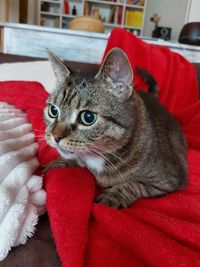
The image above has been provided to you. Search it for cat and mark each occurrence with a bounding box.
[43,48,187,209]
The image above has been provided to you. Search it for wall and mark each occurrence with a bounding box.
[187,0,200,22]
[143,0,190,41]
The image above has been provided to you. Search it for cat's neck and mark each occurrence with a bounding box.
[82,156,105,174]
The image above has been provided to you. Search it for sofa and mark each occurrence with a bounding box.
[0,49,200,266]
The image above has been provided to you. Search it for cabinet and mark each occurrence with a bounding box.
[38,0,147,35]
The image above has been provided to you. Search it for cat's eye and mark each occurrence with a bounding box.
[48,104,59,118]
[79,111,97,126]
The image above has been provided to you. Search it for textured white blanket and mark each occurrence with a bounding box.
[0,102,46,261]
[0,61,55,93]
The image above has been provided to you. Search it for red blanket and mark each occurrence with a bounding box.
[0,29,200,267]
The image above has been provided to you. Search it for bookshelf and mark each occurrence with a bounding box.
[38,0,147,35]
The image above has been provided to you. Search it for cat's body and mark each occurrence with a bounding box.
[44,48,187,208]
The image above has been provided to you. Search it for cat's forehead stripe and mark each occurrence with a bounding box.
[61,87,76,105]
[67,91,77,105]
[53,90,62,105]
[76,98,81,110]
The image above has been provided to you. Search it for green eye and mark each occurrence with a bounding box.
[48,104,59,118]
[79,111,97,126]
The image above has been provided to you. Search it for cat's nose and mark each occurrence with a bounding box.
[54,135,63,143]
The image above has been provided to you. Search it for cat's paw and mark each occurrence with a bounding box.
[42,158,71,173]
[96,193,128,209]
[41,162,56,173]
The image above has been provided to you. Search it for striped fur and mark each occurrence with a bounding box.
[44,48,187,209]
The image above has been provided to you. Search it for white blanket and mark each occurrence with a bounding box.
[0,61,55,93]
[0,102,46,261]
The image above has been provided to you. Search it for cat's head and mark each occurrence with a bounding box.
[44,48,136,160]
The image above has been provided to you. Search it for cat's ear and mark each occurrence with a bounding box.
[97,48,133,98]
[46,49,70,84]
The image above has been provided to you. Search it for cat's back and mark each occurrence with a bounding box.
[137,90,182,134]
[137,90,187,189]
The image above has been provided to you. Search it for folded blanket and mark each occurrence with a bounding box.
[0,29,200,267]
[0,102,46,261]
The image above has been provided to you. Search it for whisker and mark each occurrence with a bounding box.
[89,147,124,181]
[92,143,131,168]
[82,149,110,177]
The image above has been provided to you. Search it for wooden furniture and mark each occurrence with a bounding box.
[37,0,148,35]
[19,0,28,23]
[0,22,107,64]
[1,23,200,64]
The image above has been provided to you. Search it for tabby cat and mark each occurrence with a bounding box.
[44,48,187,208]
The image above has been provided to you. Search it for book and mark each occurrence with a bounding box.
[126,0,145,6]
[91,6,102,19]
[64,0,69,14]
[117,6,123,24]
[109,6,116,23]
[125,10,143,28]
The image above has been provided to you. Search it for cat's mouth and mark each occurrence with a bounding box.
[58,147,74,154]
[57,146,77,159]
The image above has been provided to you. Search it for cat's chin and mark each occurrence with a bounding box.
[57,147,77,160]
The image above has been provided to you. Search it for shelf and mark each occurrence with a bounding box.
[62,14,76,18]
[41,11,60,16]
[125,4,143,9]
[85,0,123,7]
[38,0,147,35]
[104,22,121,27]
[123,25,141,30]
[42,0,61,3]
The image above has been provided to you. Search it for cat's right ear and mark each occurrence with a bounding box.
[46,49,70,84]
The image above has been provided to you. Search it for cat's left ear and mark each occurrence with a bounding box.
[47,49,70,84]
[96,48,133,99]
